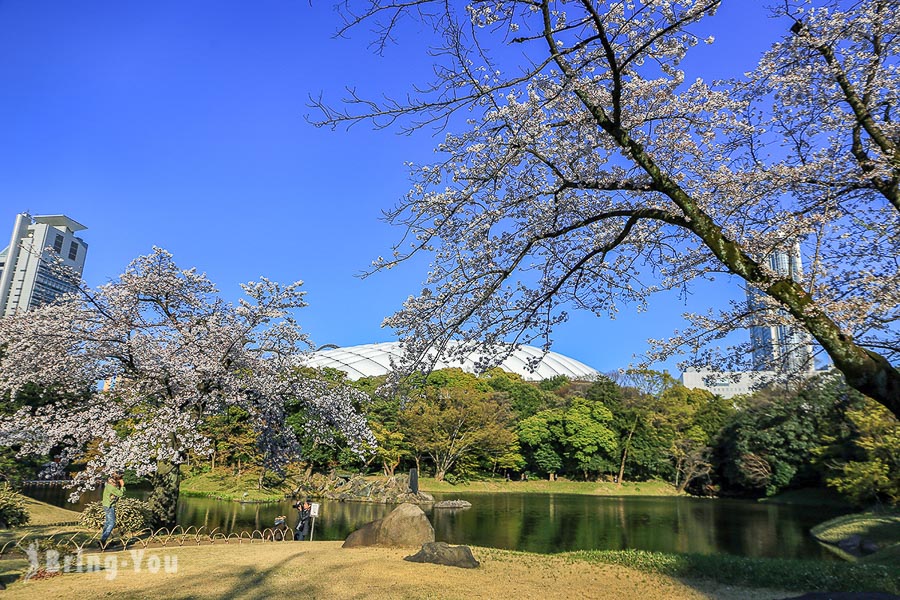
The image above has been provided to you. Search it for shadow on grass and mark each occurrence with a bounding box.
[216,552,305,600]
[566,549,900,596]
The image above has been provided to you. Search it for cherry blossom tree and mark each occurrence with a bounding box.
[314,0,900,417]
[0,248,373,527]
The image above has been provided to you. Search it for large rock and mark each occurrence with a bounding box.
[404,542,480,569]
[342,503,435,548]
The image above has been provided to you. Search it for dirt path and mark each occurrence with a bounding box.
[1,541,790,599]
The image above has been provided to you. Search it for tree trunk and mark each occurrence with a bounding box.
[617,418,638,486]
[569,76,900,420]
[147,460,182,529]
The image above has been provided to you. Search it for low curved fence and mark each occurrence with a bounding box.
[0,524,302,562]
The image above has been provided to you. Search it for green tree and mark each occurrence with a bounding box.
[562,397,618,480]
[401,370,517,481]
[202,406,258,475]
[714,375,861,497]
[370,421,409,477]
[826,400,900,506]
[518,408,565,479]
[482,369,556,419]
[654,385,719,491]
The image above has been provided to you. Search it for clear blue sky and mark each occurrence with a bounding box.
[0,1,787,375]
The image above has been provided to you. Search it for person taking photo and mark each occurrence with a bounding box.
[99,471,125,548]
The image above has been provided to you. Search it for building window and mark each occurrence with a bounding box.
[53,234,64,253]
[68,241,79,261]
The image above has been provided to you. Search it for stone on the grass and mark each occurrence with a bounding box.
[342,503,434,548]
[404,542,480,569]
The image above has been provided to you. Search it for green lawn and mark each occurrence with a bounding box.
[179,470,682,502]
[810,512,900,566]
[417,476,681,496]
[179,470,291,503]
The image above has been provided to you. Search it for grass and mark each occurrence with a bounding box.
[0,541,794,600]
[3,542,898,598]
[0,498,89,549]
[19,497,82,526]
[417,476,681,496]
[567,548,900,595]
[810,511,900,566]
[1,498,92,587]
[179,470,290,503]
[180,470,682,502]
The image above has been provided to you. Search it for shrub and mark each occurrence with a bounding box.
[22,538,79,580]
[79,497,152,534]
[0,483,30,528]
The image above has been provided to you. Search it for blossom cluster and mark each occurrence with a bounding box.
[0,248,374,494]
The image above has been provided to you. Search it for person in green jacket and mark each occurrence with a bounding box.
[99,472,125,548]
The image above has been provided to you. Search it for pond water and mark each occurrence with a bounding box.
[24,484,845,560]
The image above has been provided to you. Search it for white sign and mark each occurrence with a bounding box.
[309,502,320,517]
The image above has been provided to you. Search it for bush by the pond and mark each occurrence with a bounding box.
[0,483,30,528]
[567,549,900,595]
[79,498,152,534]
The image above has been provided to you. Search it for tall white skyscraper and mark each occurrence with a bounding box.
[0,213,88,317]
[747,243,815,372]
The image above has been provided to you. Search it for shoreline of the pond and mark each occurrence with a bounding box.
[20,482,856,561]
[178,474,688,504]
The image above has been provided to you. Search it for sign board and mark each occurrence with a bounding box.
[310,502,320,518]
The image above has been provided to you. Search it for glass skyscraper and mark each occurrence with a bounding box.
[747,243,815,372]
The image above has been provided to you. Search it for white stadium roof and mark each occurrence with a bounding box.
[301,341,599,381]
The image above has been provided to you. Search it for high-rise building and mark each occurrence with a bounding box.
[0,212,88,317]
[747,243,815,372]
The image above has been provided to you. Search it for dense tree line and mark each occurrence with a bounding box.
[4,356,897,508]
[280,367,898,506]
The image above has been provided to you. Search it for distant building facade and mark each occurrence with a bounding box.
[682,245,819,398]
[0,213,88,316]
[747,243,815,372]
[681,368,775,399]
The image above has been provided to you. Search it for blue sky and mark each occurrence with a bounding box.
[0,1,788,375]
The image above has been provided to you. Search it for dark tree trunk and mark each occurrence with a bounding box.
[147,461,181,529]
[618,417,638,486]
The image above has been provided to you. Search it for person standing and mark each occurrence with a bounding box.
[99,471,125,548]
[294,499,312,541]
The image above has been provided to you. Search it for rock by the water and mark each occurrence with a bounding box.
[295,473,434,505]
[860,539,881,554]
[342,503,435,548]
[837,534,863,553]
[404,542,480,569]
[433,500,472,509]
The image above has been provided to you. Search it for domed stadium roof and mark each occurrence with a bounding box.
[301,341,599,381]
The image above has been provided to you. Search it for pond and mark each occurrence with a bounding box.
[24,484,845,560]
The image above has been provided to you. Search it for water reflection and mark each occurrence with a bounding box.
[24,485,845,560]
[427,493,844,560]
